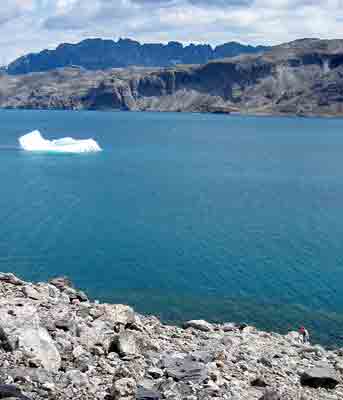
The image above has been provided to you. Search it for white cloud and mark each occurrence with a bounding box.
[0,0,342,64]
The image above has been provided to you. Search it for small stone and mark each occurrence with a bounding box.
[42,382,55,391]
[72,345,86,359]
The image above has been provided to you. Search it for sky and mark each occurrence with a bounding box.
[0,0,342,65]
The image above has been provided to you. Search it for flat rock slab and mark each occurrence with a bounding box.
[166,358,208,383]
[300,366,340,389]
[136,387,161,400]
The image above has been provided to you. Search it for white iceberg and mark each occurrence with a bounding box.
[19,130,102,153]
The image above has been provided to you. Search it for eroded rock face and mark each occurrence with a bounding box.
[0,272,343,400]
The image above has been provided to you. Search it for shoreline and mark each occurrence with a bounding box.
[1,107,343,120]
[0,272,342,399]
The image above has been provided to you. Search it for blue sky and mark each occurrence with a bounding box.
[0,0,341,64]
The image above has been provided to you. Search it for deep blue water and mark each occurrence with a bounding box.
[1,109,343,346]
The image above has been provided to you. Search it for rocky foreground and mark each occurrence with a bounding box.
[0,273,342,400]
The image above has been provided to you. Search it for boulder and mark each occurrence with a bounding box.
[222,323,237,332]
[136,387,161,400]
[22,285,41,300]
[112,378,137,400]
[78,319,113,351]
[0,384,31,400]
[98,304,135,329]
[147,367,163,379]
[110,331,137,357]
[0,273,24,286]
[183,320,213,332]
[49,277,88,302]
[0,300,61,371]
[251,377,268,387]
[259,391,280,400]
[165,357,208,383]
[300,366,340,389]
[49,276,73,290]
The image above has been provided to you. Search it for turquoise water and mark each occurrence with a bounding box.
[1,110,343,346]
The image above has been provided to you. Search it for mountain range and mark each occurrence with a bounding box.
[6,38,268,75]
[1,38,343,116]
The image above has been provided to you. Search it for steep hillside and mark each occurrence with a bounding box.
[1,39,343,116]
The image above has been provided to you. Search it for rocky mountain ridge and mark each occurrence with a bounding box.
[7,38,268,75]
[0,272,343,400]
[1,38,343,116]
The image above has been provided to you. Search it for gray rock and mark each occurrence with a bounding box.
[259,391,280,400]
[147,367,163,379]
[0,384,30,400]
[251,377,268,387]
[49,276,73,290]
[110,331,137,357]
[183,320,213,332]
[222,323,237,332]
[98,304,135,329]
[112,378,137,400]
[136,387,161,400]
[165,358,208,383]
[64,369,89,387]
[0,273,24,286]
[300,366,340,389]
[22,285,41,300]
[0,300,61,371]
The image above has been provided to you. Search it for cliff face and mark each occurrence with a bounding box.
[1,39,343,116]
[7,38,268,75]
[0,272,343,400]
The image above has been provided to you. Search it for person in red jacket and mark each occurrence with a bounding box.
[299,326,310,343]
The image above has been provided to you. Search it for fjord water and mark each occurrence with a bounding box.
[1,110,343,345]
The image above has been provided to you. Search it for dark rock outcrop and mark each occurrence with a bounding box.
[300,366,340,389]
[0,384,31,400]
